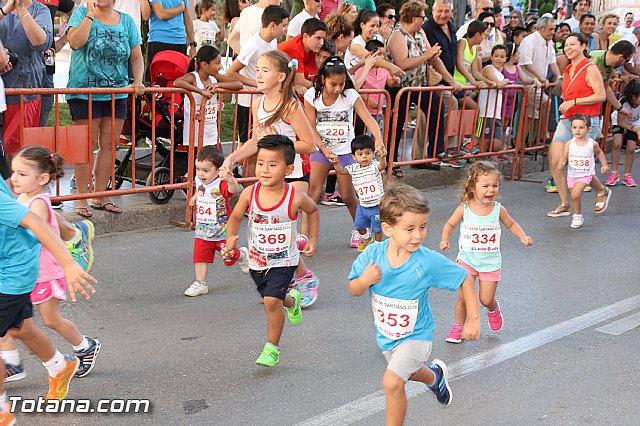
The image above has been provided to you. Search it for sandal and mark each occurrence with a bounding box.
[392,167,404,178]
[90,201,123,214]
[594,188,612,214]
[75,206,93,218]
[547,204,570,217]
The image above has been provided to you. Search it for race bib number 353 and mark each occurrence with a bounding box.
[371,293,418,340]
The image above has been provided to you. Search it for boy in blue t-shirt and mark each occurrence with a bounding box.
[0,179,96,420]
[348,183,480,424]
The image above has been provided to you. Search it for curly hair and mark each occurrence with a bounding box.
[325,13,353,41]
[460,161,502,204]
[399,1,427,24]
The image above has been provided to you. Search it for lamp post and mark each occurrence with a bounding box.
[527,0,539,17]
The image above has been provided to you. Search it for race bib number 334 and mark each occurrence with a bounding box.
[371,293,418,340]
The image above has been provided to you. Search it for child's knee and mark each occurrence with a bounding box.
[479,294,495,308]
[263,296,284,310]
[382,370,405,395]
[42,315,62,330]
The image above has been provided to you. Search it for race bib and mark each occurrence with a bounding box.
[459,222,501,252]
[196,197,217,224]
[352,172,382,203]
[203,99,219,123]
[568,153,591,174]
[371,293,419,340]
[317,121,349,148]
[252,221,293,253]
[200,29,216,46]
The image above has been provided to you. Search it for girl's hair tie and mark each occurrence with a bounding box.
[288,58,298,69]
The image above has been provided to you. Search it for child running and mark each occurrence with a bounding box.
[175,45,242,148]
[221,51,319,308]
[349,183,480,425]
[303,55,385,248]
[606,79,640,188]
[185,145,249,297]
[559,115,611,228]
[2,146,101,380]
[0,155,96,424]
[224,135,320,367]
[330,135,386,251]
[440,161,533,342]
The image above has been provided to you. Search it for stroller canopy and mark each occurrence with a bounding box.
[149,51,190,86]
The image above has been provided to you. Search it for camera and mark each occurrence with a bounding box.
[7,50,18,67]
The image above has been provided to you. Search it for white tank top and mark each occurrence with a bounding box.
[567,137,595,178]
[247,182,299,270]
[257,96,304,178]
[183,71,219,147]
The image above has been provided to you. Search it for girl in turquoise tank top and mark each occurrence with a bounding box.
[439,162,533,343]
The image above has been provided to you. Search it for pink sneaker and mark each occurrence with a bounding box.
[296,233,309,251]
[445,323,464,343]
[622,174,637,187]
[605,172,619,186]
[487,301,503,331]
[350,230,361,248]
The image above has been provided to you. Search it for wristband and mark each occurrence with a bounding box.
[615,105,622,112]
[0,8,6,16]
[85,15,94,21]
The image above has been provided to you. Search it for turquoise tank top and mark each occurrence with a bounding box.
[457,202,502,272]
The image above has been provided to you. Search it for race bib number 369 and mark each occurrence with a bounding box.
[371,293,418,340]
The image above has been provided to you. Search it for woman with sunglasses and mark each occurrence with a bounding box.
[503,8,524,42]
[375,3,396,41]
[337,1,357,24]
[477,11,504,65]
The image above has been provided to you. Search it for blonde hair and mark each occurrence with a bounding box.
[460,161,502,204]
[338,2,355,15]
[258,51,299,128]
[599,13,619,26]
[379,183,430,226]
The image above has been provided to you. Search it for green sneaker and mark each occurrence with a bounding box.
[286,289,302,325]
[65,220,95,272]
[255,343,280,367]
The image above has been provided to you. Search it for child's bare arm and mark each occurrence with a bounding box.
[189,193,197,206]
[294,192,319,256]
[500,206,533,245]
[439,205,463,250]
[219,167,239,194]
[225,187,251,252]
[594,141,610,174]
[377,156,387,171]
[329,158,349,175]
[349,261,382,296]
[20,212,96,301]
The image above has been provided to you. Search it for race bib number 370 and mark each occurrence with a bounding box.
[371,293,418,340]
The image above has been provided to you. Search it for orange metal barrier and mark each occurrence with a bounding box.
[387,85,526,183]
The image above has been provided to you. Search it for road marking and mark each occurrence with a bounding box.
[295,294,640,426]
[595,311,640,335]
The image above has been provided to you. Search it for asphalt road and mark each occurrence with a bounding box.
[6,167,640,426]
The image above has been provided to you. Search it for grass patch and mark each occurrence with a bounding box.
[47,102,73,126]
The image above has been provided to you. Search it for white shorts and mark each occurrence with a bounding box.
[382,340,432,381]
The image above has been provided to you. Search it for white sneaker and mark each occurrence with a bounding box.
[570,214,584,229]
[185,281,208,296]
[237,247,250,274]
[350,230,361,248]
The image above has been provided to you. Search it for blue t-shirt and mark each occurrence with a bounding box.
[66,8,141,101]
[0,1,53,103]
[148,0,190,44]
[349,240,467,351]
[0,180,40,295]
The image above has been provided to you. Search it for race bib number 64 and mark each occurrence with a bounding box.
[371,293,418,340]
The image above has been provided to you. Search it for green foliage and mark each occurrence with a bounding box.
[523,0,556,16]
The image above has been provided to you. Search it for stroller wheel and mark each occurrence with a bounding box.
[107,159,124,190]
[147,166,174,204]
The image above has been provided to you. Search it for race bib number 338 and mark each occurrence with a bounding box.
[371,293,418,340]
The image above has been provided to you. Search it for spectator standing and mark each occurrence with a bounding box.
[222,0,251,45]
[227,0,282,56]
[287,0,320,39]
[456,0,493,40]
[563,0,590,33]
[325,12,354,55]
[114,0,141,33]
[66,0,144,217]
[318,0,340,22]
[617,12,634,40]
[337,1,356,24]
[35,0,75,128]
[503,8,524,42]
[623,26,640,77]
[141,0,196,81]
[0,0,52,156]
[350,0,374,12]
[577,13,597,51]
[375,3,395,41]
[477,11,504,64]
[597,14,622,51]
[278,17,327,88]
[193,0,222,48]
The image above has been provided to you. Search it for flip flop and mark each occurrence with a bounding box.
[90,202,122,214]
[75,207,93,218]
[594,188,612,214]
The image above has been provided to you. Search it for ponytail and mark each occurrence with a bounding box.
[14,146,65,182]
[259,51,299,128]
[186,45,221,73]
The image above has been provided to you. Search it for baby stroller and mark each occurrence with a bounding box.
[114,50,191,204]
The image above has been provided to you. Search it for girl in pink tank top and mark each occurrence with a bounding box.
[2,146,101,378]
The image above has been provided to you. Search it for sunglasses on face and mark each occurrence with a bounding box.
[385,14,396,20]
[485,21,495,27]
[482,7,494,12]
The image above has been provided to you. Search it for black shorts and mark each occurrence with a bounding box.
[67,98,128,121]
[250,266,297,300]
[0,293,33,337]
[237,105,251,143]
[612,126,639,143]
[285,174,310,184]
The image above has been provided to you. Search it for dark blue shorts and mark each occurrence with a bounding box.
[355,204,381,233]
[250,266,297,300]
[0,292,33,338]
[68,98,128,121]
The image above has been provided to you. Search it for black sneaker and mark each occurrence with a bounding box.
[51,200,63,209]
[4,362,26,383]
[74,337,101,378]
[427,359,452,407]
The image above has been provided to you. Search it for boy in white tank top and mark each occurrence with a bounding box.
[224,135,320,367]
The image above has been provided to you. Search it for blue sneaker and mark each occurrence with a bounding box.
[66,220,95,272]
[4,362,26,383]
[69,175,77,190]
[296,270,319,308]
[545,177,558,193]
[427,359,452,407]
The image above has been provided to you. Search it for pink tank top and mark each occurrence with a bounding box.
[24,194,66,283]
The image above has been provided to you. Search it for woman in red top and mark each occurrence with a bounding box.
[547,33,607,218]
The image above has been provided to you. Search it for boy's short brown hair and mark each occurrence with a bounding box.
[379,183,430,226]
